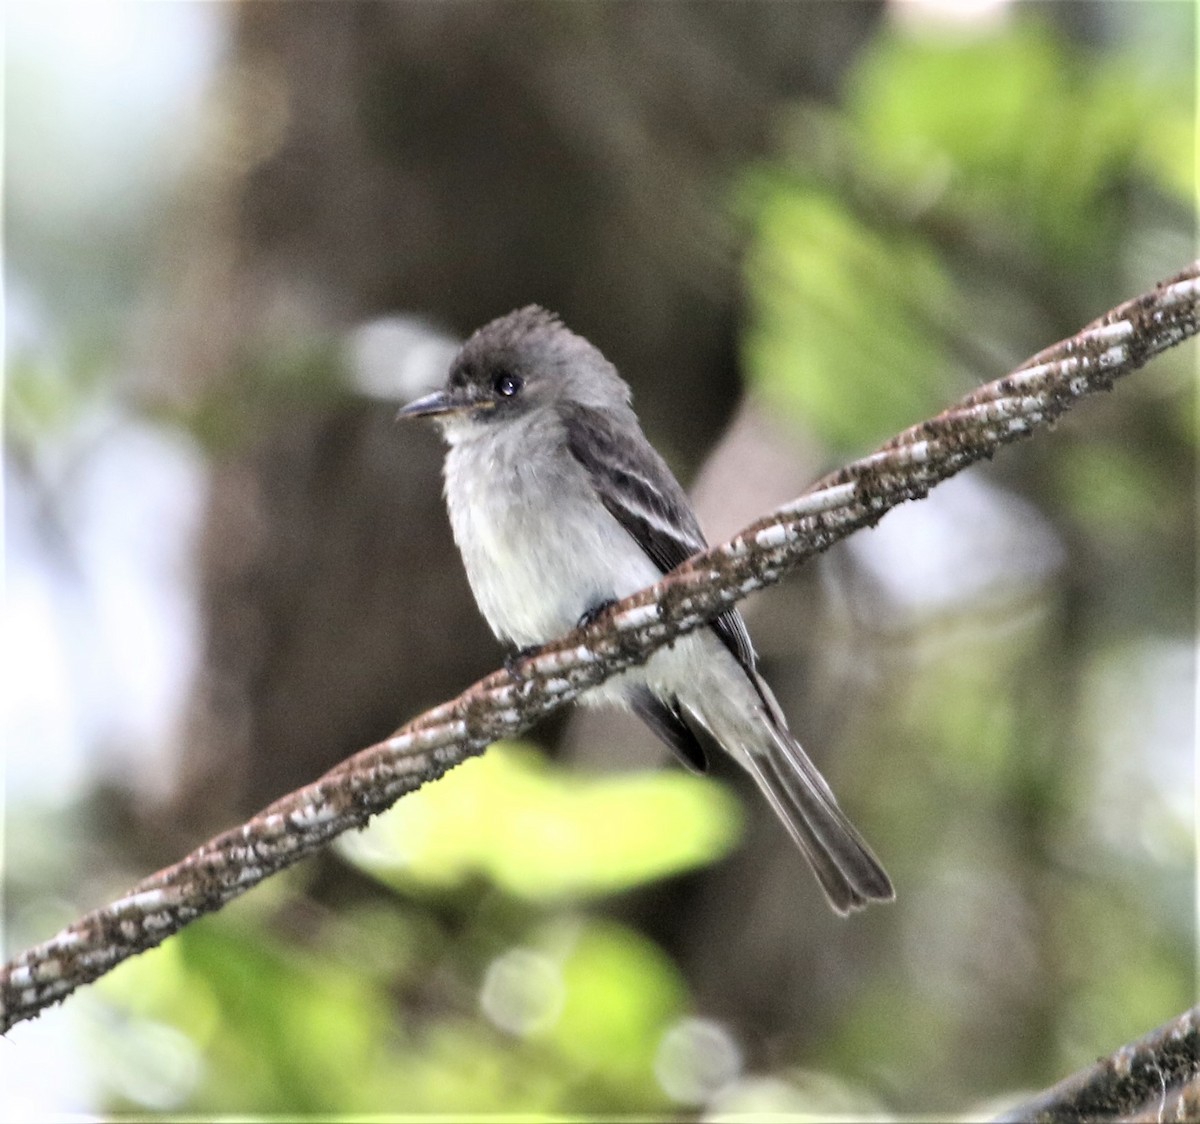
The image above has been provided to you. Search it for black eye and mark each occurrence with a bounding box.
[492,370,522,398]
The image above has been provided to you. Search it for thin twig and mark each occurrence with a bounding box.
[2,263,1196,1034]
[995,1007,1200,1123]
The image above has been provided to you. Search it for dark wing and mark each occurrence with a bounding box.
[562,402,757,675]
[629,687,709,774]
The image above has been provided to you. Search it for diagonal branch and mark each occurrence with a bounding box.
[3,263,1197,1034]
[994,1007,1200,1123]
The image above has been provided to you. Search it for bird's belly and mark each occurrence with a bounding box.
[445,451,660,647]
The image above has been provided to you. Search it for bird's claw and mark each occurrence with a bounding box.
[577,598,618,630]
[504,645,542,683]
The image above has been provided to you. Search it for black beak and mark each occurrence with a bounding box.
[395,390,457,420]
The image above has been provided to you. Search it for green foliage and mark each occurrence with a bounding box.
[93,897,692,1115]
[739,177,952,452]
[848,21,1192,261]
[6,341,115,449]
[92,743,735,1115]
[739,17,1194,453]
[338,741,742,901]
[95,904,400,1113]
[545,917,686,1089]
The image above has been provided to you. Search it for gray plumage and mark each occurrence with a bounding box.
[398,305,893,914]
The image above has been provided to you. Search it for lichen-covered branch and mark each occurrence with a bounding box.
[2,263,1196,1034]
[995,1007,1200,1123]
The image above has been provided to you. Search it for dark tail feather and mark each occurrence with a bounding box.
[748,729,894,914]
[679,662,893,914]
[736,683,893,914]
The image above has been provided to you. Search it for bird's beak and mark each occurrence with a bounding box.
[396,390,457,420]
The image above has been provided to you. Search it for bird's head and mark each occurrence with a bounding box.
[396,305,631,437]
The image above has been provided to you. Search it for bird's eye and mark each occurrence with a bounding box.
[492,371,523,398]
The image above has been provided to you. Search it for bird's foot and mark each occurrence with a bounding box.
[504,644,542,683]
[577,598,618,630]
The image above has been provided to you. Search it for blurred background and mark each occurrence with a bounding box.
[3,0,1195,1117]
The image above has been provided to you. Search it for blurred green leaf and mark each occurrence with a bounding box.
[739,176,951,452]
[96,911,404,1114]
[739,18,1193,456]
[338,742,742,901]
[708,1069,888,1122]
[847,21,1193,261]
[6,343,113,447]
[380,1017,572,1114]
[538,916,686,1093]
[93,877,691,1114]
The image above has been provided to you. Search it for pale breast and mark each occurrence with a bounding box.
[443,427,660,647]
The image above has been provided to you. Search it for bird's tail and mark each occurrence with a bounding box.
[697,675,894,915]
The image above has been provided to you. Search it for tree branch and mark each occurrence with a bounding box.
[995,1007,1200,1123]
[3,263,1196,1034]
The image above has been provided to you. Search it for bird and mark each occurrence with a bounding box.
[397,305,893,913]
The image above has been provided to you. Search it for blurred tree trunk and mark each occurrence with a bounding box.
[161,0,881,814]
[152,0,884,1058]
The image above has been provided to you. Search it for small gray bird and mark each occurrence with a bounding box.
[398,306,893,913]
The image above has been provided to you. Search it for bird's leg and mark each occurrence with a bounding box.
[505,600,618,684]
